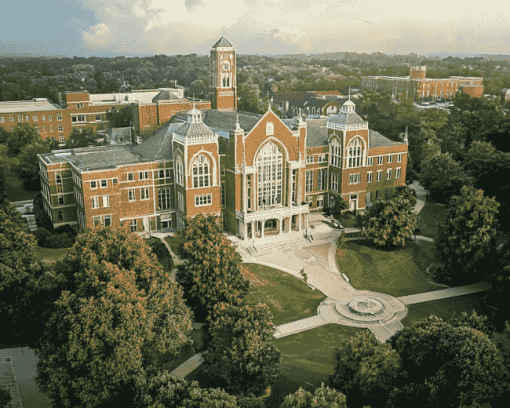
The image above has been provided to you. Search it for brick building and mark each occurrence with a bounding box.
[38,36,408,240]
[1,86,210,145]
[61,87,211,137]
[0,98,70,143]
[361,66,484,100]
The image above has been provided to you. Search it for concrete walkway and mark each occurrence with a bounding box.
[397,281,491,305]
[170,352,204,377]
[410,181,426,214]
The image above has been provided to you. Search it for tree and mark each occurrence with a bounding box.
[393,185,417,208]
[280,384,347,408]
[134,371,238,408]
[204,302,281,396]
[0,145,16,206]
[65,127,99,148]
[390,315,507,407]
[419,152,470,203]
[35,226,193,408]
[434,186,499,285]
[106,106,134,128]
[452,310,495,337]
[5,123,40,157]
[361,193,418,249]
[14,138,57,189]
[0,385,12,408]
[176,214,249,322]
[326,192,348,220]
[330,331,401,408]
[0,204,50,346]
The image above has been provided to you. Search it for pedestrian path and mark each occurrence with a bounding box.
[410,181,426,213]
[397,281,491,305]
[274,315,327,339]
[170,353,204,377]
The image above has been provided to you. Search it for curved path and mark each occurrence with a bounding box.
[170,183,491,376]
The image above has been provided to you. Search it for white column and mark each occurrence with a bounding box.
[244,222,248,241]
[261,221,265,237]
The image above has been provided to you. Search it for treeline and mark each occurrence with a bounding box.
[2,52,510,108]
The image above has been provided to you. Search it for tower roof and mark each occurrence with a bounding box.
[211,36,234,48]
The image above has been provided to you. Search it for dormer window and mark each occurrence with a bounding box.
[266,122,274,136]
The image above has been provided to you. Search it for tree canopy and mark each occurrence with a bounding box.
[35,226,193,408]
[330,331,401,408]
[434,186,499,285]
[204,302,281,396]
[360,189,418,249]
[390,315,507,408]
[280,384,347,408]
[176,214,249,322]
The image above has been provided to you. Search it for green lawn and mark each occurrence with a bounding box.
[338,240,441,297]
[242,263,327,326]
[417,199,447,240]
[5,171,39,202]
[33,245,69,261]
[164,235,184,258]
[401,293,488,328]
[188,325,365,407]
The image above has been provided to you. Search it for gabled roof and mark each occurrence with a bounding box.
[306,119,328,147]
[211,36,234,48]
[327,111,366,127]
[133,122,176,160]
[368,130,405,148]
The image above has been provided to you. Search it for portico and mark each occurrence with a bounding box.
[237,202,309,240]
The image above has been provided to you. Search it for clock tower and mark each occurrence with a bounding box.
[210,36,237,111]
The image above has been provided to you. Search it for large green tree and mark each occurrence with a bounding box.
[134,371,238,408]
[0,204,53,346]
[65,127,100,148]
[5,123,40,157]
[280,384,347,408]
[330,331,401,408]
[35,226,193,408]
[361,191,418,249]
[204,302,281,397]
[420,152,470,203]
[389,316,507,408]
[176,214,249,322]
[434,186,499,285]
[15,138,57,189]
[106,106,134,128]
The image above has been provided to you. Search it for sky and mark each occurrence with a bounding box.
[1,0,510,58]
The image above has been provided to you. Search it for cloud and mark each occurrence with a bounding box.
[82,23,110,49]
[269,26,306,43]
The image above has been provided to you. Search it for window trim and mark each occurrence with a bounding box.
[128,189,136,202]
[195,193,212,207]
[90,180,97,189]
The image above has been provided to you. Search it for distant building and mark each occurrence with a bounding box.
[38,36,408,240]
[0,98,70,143]
[361,66,484,100]
[502,88,510,103]
[272,91,345,117]
[0,86,210,145]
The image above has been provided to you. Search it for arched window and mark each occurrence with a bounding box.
[175,156,183,186]
[347,138,363,168]
[330,137,341,167]
[256,142,283,208]
[192,154,212,188]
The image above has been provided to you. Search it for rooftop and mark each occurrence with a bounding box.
[211,36,234,48]
[0,99,63,114]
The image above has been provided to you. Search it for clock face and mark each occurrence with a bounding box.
[222,61,230,71]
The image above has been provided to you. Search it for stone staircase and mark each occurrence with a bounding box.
[244,235,311,257]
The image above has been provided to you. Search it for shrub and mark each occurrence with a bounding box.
[34,227,51,246]
[0,384,12,408]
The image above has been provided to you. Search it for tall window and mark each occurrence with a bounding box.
[192,154,212,188]
[91,196,99,209]
[367,171,373,183]
[257,142,283,208]
[141,187,150,200]
[131,219,137,232]
[158,188,171,209]
[305,171,313,193]
[331,173,338,192]
[330,137,341,167]
[176,157,183,186]
[347,138,363,168]
[318,169,327,190]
